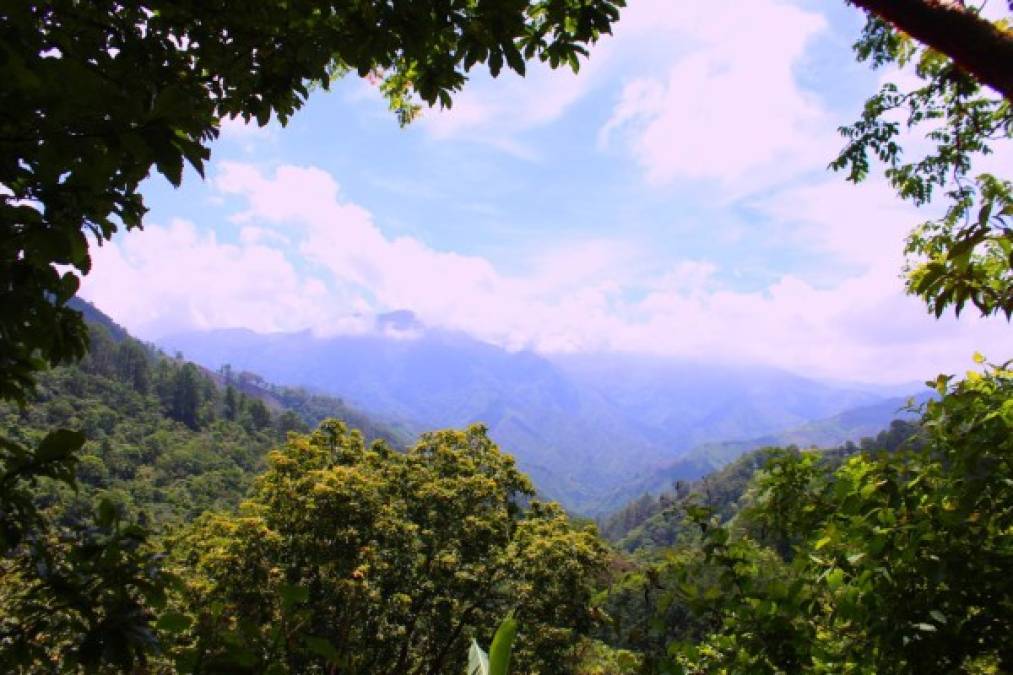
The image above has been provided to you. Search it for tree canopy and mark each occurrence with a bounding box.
[162,421,608,673]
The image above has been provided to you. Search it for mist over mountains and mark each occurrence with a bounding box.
[162,311,921,514]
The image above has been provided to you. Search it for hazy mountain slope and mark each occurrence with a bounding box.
[161,316,912,513]
[603,419,922,554]
[551,354,889,451]
[596,393,928,515]
[161,326,671,507]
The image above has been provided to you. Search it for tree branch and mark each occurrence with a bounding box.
[850,0,1013,101]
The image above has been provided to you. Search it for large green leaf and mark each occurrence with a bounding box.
[488,615,518,675]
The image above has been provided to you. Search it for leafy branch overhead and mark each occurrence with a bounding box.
[833,5,1012,319]
[847,0,1013,101]
[0,0,625,404]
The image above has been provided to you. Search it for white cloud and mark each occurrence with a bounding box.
[416,59,599,157]
[79,218,361,339]
[599,0,833,190]
[751,176,920,270]
[79,161,1005,384]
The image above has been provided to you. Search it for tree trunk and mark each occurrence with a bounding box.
[850,0,1013,100]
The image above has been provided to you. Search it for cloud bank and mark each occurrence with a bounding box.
[82,162,1007,384]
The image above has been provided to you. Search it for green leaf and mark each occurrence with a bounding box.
[96,498,118,527]
[35,429,85,462]
[488,615,517,675]
[157,611,193,634]
[279,583,310,606]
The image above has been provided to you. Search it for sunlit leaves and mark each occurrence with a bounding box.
[165,420,607,673]
[905,174,1013,319]
[668,363,1013,673]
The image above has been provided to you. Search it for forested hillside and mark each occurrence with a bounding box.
[0,311,626,672]
[1,302,411,525]
[597,397,927,515]
[592,367,1011,672]
[599,419,921,552]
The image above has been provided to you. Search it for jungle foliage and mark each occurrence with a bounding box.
[0,313,616,672]
[594,362,1012,674]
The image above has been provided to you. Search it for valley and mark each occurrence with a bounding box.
[161,311,923,514]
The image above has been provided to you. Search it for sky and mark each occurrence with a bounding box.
[79,0,1011,385]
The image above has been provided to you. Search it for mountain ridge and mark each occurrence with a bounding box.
[159,319,919,513]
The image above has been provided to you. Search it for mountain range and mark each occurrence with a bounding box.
[160,311,924,514]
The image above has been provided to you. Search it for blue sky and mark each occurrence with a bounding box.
[80,0,1011,384]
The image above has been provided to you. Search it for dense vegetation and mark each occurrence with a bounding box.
[0,307,408,527]
[600,419,921,551]
[0,312,620,672]
[162,422,608,673]
[593,367,1012,672]
[1,311,1011,673]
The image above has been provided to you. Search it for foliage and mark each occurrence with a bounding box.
[661,361,1013,673]
[601,420,920,554]
[831,11,1012,319]
[0,314,415,670]
[162,421,608,673]
[0,413,166,671]
[0,499,167,672]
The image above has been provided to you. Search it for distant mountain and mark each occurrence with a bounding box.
[160,315,918,514]
[594,393,930,515]
[551,354,900,452]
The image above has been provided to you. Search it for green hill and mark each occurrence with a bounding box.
[600,419,922,553]
[1,300,412,526]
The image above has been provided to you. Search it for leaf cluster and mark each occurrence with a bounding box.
[830,13,1012,319]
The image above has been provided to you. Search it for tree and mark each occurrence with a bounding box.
[243,397,272,432]
[668,361,1013,673]
[170,363,201,430]
[223,385,239,422]
[834,3,1011,319]
[115,339,151,394]
[0,0,624,404]
[163,421,607,673]
[276,409,308,436]
[847,0,1013,101]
